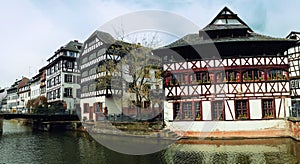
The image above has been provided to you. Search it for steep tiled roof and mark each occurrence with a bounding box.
[202,6,252,32]
[161,7,293,49]
[286,31,300,40]
[86,30,116,44]
[163,32,292,49]
[62,40,83,52]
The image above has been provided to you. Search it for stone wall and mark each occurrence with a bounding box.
[289,119,300,140]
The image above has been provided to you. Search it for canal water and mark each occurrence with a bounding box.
[0,120,300,164]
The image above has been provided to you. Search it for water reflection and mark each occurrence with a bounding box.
[163,139,300,164]
[0,120,300,163]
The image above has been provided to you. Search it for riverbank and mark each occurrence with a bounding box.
[7,118,300,142]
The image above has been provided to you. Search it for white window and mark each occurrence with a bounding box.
[65,74,73,83]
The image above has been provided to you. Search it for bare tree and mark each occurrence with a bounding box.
[96,33,163,121]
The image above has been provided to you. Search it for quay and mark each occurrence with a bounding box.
[0,113,81,133]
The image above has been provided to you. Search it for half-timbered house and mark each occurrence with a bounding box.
[153,7,297,138]
[79,31,163,122]
[287,31,300,117]
[45,40,82,114]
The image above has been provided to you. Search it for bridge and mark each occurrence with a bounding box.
[0,113,81,133]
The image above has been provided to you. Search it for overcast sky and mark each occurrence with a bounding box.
[1,0,300,88]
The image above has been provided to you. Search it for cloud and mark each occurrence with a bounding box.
[0,0,300,87]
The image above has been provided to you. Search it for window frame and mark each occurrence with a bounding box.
[262,99,275,119]
[211,100,225,120]
[235,100,250,120]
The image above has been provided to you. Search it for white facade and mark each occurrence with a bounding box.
[45,40,82,114]
[30,80,40,100]
[287,34,300,117]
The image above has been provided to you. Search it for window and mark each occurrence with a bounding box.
[235,100,249,119]
[226,71,240,82]
[89,53,96,61]
[89,84,96,92]
[262,99,275,118]
[194,102,202,121]
[47,92,51,100]
[58,62,61,70]
[64,88,72,97]
[82,71,88,77]
[57,88,60,98]
[182,102,193,120]
[173,103,180,120]
[66,62,74,69]
[83,103,89,113]
[97,48,106,57]
[267,70,288,81]
[89,68,96,75]
[81,57,88,64]
[47,69,50,76]
[69,51,75,57]
[94,102,102,113]
[215,72,225,83]
[51,91,54,100]
[172,101,202,121]
[53,90,56,99]
[65,74,73,83]
[212,101,224,120]
[243,70,264,82]
[82,86,88,93]
[54,64,57,72]
[55,76,59,85]
[194,72,211,84]
[51,79,54,86]
[58,75,61,83]
[51,67,54,74]
[47,80,50,88]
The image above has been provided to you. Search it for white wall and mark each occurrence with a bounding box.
[166,120,288,132]
[105,97,122,115]
[30,82,40,99]
[250,99,262,119]
[225,100,235,120]
[275,98,285,118]
[164,101,173,121]
[202,101,211,120]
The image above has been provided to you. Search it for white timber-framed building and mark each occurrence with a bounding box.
[45,40,82,114]
[153,7,297,138]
